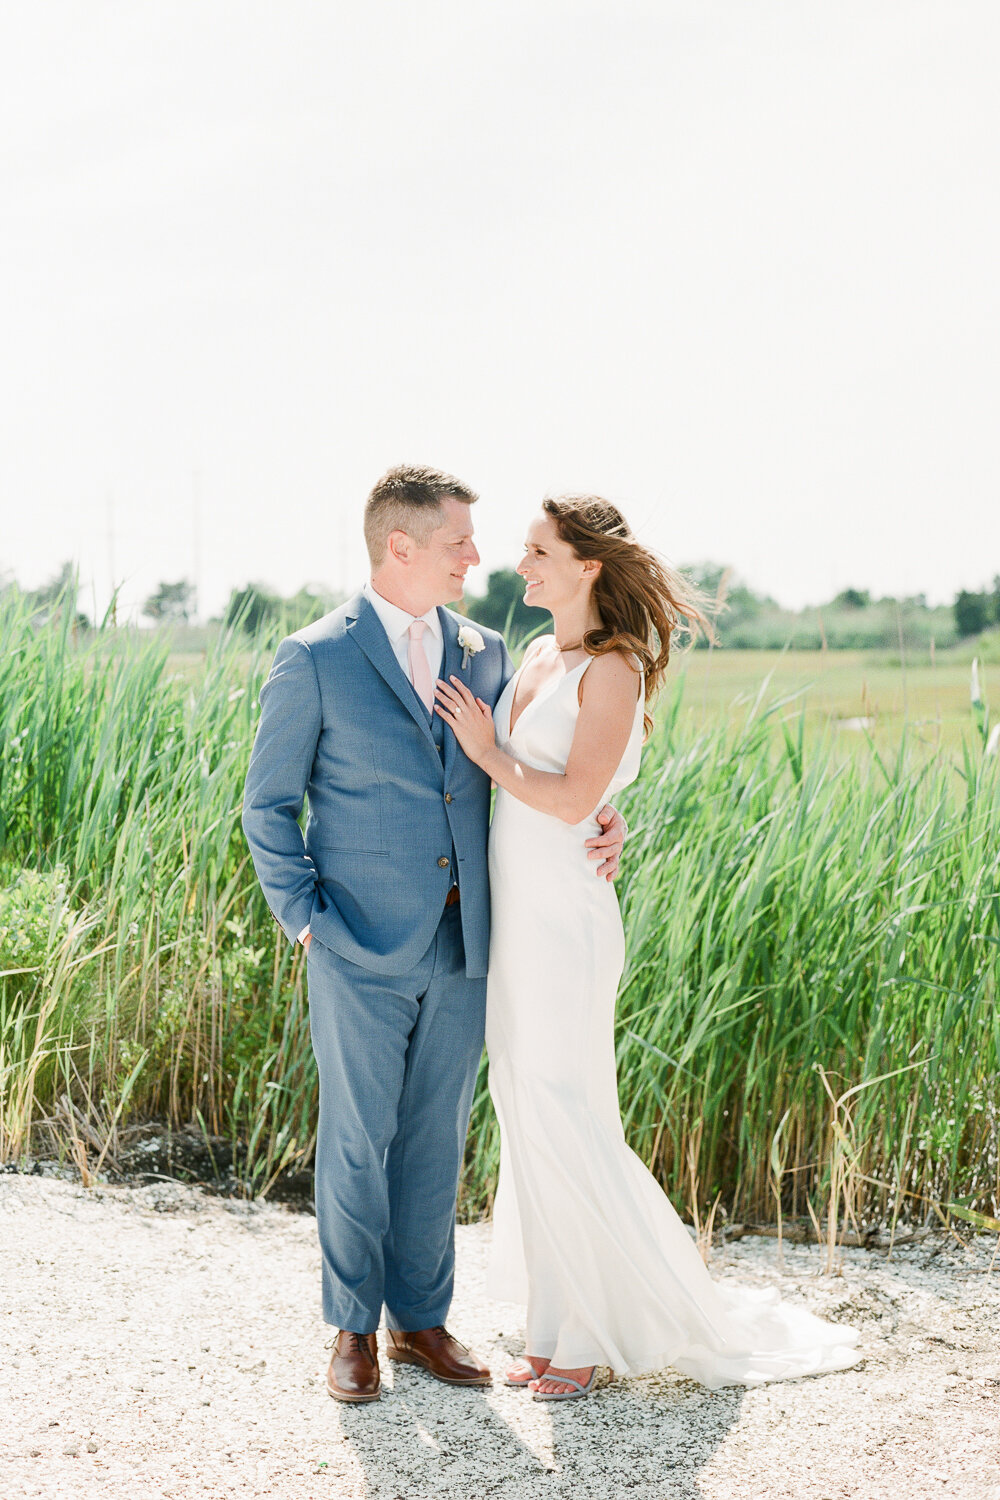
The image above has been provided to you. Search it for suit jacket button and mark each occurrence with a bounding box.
[438,856,450,868]
[444,792,453,804]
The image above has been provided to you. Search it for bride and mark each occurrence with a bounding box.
[433,495,861,1401]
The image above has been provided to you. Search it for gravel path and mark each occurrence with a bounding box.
[2,1174,998,1499]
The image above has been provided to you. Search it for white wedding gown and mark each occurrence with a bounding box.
[485,651,862,1386]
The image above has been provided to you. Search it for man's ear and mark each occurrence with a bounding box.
[387,529,411,564]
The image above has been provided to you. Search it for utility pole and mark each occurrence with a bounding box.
[106,491,117,626]
[338,503,348,598]
[191,468,203,624]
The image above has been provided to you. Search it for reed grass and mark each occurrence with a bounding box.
[1,592,997,1242]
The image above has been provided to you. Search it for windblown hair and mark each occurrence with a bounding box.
[364,464,478,567]
[542,495,714,735]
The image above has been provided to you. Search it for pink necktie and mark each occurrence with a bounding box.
[407,620,435,714]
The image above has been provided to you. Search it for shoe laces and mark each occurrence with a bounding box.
[431,1324,468,1352]
[344,1331,375,1363]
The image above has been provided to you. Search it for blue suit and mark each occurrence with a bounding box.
[242,591,513,1331]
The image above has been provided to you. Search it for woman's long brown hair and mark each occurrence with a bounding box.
[542,495,713,735]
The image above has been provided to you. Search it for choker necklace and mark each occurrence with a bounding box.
[556,639,583,653]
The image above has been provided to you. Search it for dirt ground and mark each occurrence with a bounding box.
[2,1173,998,1499]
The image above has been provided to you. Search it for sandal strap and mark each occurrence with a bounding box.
[539,1373,587,1393]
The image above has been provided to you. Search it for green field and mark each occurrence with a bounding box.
[2,599,997,1241]
[672,646,993,758]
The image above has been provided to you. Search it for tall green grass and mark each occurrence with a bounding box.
[1,594,997,1236]
[0,595,314,1192]
[465,680,999,1234]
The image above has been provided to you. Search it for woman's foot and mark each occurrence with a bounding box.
[505,1354,551,1386]
[529,1364,596,1397]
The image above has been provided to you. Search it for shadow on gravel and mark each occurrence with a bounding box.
[336,1362,743,1499]
[546,1376,745,1498]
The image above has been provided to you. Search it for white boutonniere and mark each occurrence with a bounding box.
[458,625,485,670]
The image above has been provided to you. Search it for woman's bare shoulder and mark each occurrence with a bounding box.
[584,648,642,684]
[578,647,643,706]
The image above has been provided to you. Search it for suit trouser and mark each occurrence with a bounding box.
[306,900,487,1333]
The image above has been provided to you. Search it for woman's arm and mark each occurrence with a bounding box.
[435,651,641,825]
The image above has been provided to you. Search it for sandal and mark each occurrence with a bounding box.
[504,1355,551,1387]
[531,1366,597,1402]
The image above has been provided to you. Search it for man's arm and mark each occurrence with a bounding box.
[585,805,628,882]
[241,636,323,943]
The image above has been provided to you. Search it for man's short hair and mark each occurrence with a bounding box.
[363,464,478,568]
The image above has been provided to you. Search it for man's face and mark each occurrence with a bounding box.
[406,497,481,607]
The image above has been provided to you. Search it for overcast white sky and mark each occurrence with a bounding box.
[1,1,997,622]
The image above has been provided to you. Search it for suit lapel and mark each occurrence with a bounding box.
[440,608,463,784]
[347,594,439,754]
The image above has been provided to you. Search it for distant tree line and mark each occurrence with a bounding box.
[141,578,343,633]
[953,579,1000,638]
[4,561,999,650]
[142,579,196,624]
[0,562,91,630]
[465,566,1000,651]
[674,565,960,651]
[459,570,540,641]
[217,582,343,634]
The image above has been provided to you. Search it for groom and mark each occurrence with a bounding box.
[241,465,625,1402]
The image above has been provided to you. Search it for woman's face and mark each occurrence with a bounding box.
[516,512,596,613]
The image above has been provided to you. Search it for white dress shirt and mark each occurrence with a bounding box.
[297,582,444,945]
[361,579,444,684]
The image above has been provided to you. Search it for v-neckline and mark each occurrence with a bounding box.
[507,656,591,737]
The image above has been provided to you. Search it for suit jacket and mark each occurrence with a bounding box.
[241,591,514,978]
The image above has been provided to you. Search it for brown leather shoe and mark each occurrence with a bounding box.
[326,1330,381,1402]
[386,1325,491,1386]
